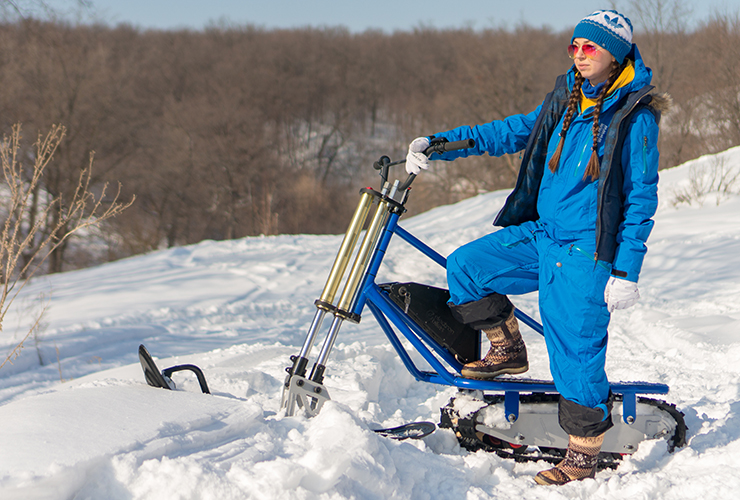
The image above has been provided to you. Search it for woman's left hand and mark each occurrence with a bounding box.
[604,276,640,312]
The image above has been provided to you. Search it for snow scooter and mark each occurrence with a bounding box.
[278,138,687,467]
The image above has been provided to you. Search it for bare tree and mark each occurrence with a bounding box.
[0,124,132,370]
[626,0,693,95]
[699,13,740,151]
[0,0,91,21]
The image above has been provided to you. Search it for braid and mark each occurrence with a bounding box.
[548,72,585,173]
[582,59,625,181]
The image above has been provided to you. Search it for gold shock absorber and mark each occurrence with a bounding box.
[317,191,374,308]
[310,197,391,378]
[337,197,390,314]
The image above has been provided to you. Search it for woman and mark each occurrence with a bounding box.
[406,10,669,485]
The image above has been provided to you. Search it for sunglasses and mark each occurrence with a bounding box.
[567,43,601,59]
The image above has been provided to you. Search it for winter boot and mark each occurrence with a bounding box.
[534,433,605,485]
[460,308,528,379]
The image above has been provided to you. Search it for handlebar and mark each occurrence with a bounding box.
[398,138,476,191]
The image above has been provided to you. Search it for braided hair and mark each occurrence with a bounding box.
[548,59,626,181]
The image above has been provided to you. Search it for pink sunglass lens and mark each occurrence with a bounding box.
[567,44,599,59]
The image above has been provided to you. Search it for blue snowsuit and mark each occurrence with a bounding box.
[431,45,660,434]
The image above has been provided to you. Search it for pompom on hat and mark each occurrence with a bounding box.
[572,10,633,63]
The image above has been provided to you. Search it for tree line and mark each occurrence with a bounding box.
[1,10,739,273]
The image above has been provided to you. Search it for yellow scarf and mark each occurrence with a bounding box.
[580,60,635,111]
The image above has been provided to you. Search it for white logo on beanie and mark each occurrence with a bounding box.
[587,10,633,44]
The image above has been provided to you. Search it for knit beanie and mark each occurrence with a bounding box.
[572,10,633,63]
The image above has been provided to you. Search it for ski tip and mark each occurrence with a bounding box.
[138,344,172,390]
[372,421,436,440]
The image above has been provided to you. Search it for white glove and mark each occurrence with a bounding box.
[604,276,640,312]
[405,137,430,175]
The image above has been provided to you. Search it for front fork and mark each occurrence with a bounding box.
[281,183,403,416]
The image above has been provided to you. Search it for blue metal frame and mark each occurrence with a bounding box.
[353,211,668,423]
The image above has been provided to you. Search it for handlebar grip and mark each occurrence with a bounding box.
[441,139,476,152]
[397,138,475,191]
[423,138,475,156]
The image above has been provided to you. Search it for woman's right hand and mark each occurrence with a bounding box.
[405,137,430,175]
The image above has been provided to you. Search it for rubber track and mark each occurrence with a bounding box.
[440,392,687,470]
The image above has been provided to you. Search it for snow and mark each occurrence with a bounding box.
[2,147,740,499]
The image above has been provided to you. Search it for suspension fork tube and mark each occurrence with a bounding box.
[309,315,344,384]
[337,198,390,313]
[289,192,374,378]
[291,309,327,377]
[311,199,391,383]
[318,191,374,306]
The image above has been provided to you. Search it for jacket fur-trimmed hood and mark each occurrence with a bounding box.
[649,92,674,113]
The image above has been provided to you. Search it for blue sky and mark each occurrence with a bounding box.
[45,0,740,32]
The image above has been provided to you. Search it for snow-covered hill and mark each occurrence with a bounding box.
[1,147,740,499]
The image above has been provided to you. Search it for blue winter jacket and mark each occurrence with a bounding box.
[430,45,660,283]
